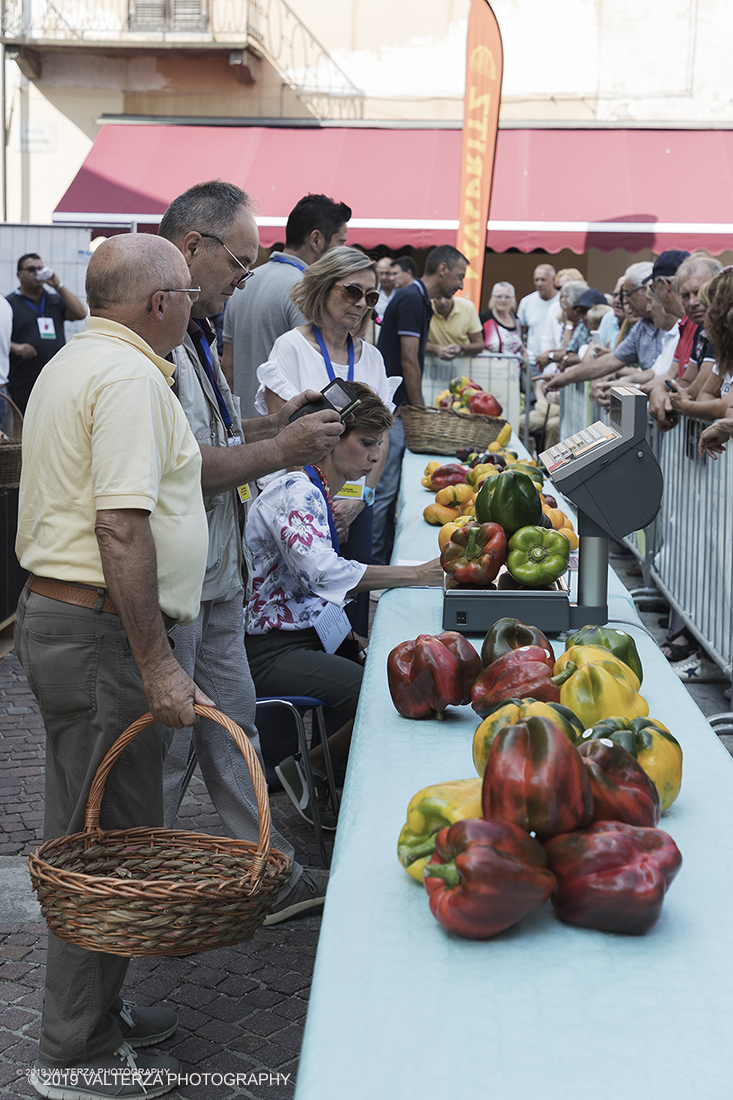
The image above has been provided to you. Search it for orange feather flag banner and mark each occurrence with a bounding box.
[456,0,504,311]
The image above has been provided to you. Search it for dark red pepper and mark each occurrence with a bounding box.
[480,616,553,668]
[468,391,503,417]
[387,631,482,720]
[578,739,661,828]
[471,652,574,717]
[424,817,556,939]
[544,821,682,934]
[440,522,507,585]
[430,464,470,490]
[482,716,593,838]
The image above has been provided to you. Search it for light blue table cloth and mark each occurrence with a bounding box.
[295,445,733,1100]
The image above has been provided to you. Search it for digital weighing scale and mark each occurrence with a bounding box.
[442,387,664,635]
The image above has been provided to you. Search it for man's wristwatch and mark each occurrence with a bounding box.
[363,486,375,506]
[549,351,555,361]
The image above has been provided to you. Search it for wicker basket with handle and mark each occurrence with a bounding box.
[27,706,291,957]
[399,405,508,456]
[0,393,23,489]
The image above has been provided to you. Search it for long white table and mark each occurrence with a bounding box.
[295,446,733,1100]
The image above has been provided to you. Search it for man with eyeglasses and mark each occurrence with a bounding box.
[545,262,665,392]
[221,192,351,419]
[6,252,87,412]
[159,180,344,923]
[16,234,210,1097]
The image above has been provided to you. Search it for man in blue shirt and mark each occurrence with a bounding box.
[372,244,468,565]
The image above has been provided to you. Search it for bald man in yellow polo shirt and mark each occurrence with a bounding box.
[15,234,211,1099]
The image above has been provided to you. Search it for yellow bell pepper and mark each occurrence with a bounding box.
[559,524,579,550]
[397,778,482,881]
[435,483,474,507]
[421,461,442,489]
[438,515,477,551]
[495,421,512,447]
[560,660,649,727]
[424,502,461,526]
[554,645,630,678]
[466,463,499,488]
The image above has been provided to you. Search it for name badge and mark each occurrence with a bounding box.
[38,317,56,339]
[237,484,251,503]
[314,602,352,654]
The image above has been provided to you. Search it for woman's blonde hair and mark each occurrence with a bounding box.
[290,246,378,338]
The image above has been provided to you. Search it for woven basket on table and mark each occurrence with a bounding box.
[27,706,291,957]
[399,405,508,456]
[0,394,23,489]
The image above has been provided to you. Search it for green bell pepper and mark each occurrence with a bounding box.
[565,625,643,684]
[506,525,570,586]
[474,469,543,534]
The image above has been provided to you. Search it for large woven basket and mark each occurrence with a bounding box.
[0,394,23,489]
[27,706,291,957]
[400,405,508,456]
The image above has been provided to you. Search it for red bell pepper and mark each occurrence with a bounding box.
[578,739,661,828]
[544,821,682,934]
[468,391,503,417]
[440,522,507,585]
[471,652,574,717]
[480,616,552,668]
[424,818,556,939]
[482,716,593,838]
[387,631,482,720]
[429,464,470,490]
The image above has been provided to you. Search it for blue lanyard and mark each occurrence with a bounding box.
[191,322,234,434]
[22,292,47,316]
[270,253,306,272]
[304,465,340,554]
[311,323,354,383]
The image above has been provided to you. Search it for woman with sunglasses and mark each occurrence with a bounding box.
[255,246,399,634]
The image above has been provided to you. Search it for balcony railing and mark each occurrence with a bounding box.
[1,0,364,117]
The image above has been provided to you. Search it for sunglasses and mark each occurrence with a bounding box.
[334,283,380,309]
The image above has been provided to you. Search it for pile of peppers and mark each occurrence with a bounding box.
[391,616,684,941]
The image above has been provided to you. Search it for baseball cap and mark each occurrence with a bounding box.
[576,288,607,310]
[642,249,690,285]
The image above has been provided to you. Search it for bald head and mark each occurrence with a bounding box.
[86,234,194,356]
[86,234,190,312]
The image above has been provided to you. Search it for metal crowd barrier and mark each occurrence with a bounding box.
[559,383,733,677]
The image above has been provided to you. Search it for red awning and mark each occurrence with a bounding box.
[54,124,733,255]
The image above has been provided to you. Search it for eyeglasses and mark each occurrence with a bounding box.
[162,286,201,302]
[198,232,254,286]
[21,265,44,273]
[334,283,380,308]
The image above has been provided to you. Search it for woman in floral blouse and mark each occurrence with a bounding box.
[245,382,442,825]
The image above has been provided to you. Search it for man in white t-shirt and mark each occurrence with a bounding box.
[376,256,396,320]
[516,264,558,368]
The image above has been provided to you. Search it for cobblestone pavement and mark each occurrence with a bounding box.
[0,648,333,1100]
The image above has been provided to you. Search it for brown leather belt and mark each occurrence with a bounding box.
[26,574,118,615]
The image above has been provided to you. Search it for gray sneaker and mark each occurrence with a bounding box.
[275,755,338,830]
[263,867,329,926]
[118,1001,177,1048]
[31,1042,181,1099]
